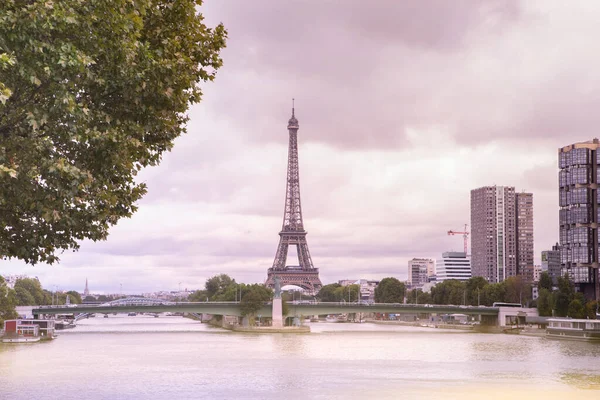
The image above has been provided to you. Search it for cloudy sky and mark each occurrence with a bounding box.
[3,0,598,294]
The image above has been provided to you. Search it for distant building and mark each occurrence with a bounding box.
[541,243,561,285]
[533,265,542,283]
[338,279,379,302]
[558,139,600,299]
[470,186,534,283]
[435,252,471,282]
[521,265,535,283]
[407,258,434,287]
[83,278,90,297]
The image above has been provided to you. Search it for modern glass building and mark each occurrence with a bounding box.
[435,252,471,282]
[541,243,561,285]
[559,139,600,299]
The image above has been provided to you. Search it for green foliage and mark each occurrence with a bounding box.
[537,288,553,317]
[204,274,235,300]
[554,274,575,317]
[0,276,18,325]
[568,299,585,319]
[333,284,360,302]
[465,277,488,305]
[281,299,289,316]
[405,289,432,305]
[431,280,466,305]
[374,278,405,303]
[316,283,341,302]
[0,0,227,264]
[585,300,599,319]
[65,290,82,304]
[503,276,530,305]
[15,285,36,306]
[239,285,272,317]
[481,282,506,306]
[538,272,553,291]
[14,277,45,305]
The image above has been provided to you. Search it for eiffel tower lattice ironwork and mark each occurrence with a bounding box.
[265,103,322,293]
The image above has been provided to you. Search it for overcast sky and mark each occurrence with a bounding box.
[3,0,599,294]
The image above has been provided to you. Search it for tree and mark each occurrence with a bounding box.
[481,282,506,306]
[15,285,36,306]
[555,274,574,317]
[465,277,488,306]
[0,276,18,325]
[406,289,432,305]
[568,299,585,319]
[317,283,341,302]
[374,278,405,303]
[585,300,599,319]
[504,276,530,305]
[65,290,82,304]
[0,0,227,264]
[239,284,272,320]
[430,280,465,305]
[14,277,45,305]
[334,284,360,302]
[538,272,553,291]
[537,288,553,317]
[205,274,236,300]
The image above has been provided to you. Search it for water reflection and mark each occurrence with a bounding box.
[1,318,600,399]
[561,372,600,390]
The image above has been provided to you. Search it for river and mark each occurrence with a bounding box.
[1,315,599,399]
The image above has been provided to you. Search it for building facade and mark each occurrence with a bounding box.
[559,139,600,300]
[541,243,561,285]
[435,252,471,282]
[407,258,434,287]
[471,186,533,283]
[517,192,534,276]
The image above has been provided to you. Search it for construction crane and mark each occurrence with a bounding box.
[448,224,470,254]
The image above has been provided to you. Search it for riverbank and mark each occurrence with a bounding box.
[368,319,474,331]
[232,325,310,333]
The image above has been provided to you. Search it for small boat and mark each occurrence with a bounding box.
[547,318,600,341]
[127,312,137,316]
[55,320,76,330]
[104,314,109,318]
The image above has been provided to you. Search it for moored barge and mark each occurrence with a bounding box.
[546,318,600,342]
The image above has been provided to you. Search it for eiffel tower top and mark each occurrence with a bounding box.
[287,98,299,130]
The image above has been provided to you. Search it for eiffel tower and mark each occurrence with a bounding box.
[265,102,322,294]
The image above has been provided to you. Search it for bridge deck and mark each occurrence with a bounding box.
[33,302,499,318]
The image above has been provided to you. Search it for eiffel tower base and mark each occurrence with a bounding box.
[265,268,322,295]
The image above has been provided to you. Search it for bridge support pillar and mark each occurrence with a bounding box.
[272,298,283,328]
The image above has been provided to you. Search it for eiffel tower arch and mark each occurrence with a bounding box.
[265,102,322,294]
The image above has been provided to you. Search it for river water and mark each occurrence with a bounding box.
[1,315,600,399]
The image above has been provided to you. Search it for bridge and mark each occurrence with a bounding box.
[33,298,500,320]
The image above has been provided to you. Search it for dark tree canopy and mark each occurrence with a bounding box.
[0,0,226,264]
[374,277,405,303]
[0,275,18,324]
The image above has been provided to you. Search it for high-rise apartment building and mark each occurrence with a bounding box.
[435,252,471,282]
[517,192,534,275]
[407,258,434,287]
[541,243,561,285]
[559,139,600,300]
[471,186,533,283]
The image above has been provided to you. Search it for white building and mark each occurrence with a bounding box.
[435,252,471,282]
[407,258,434,287]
